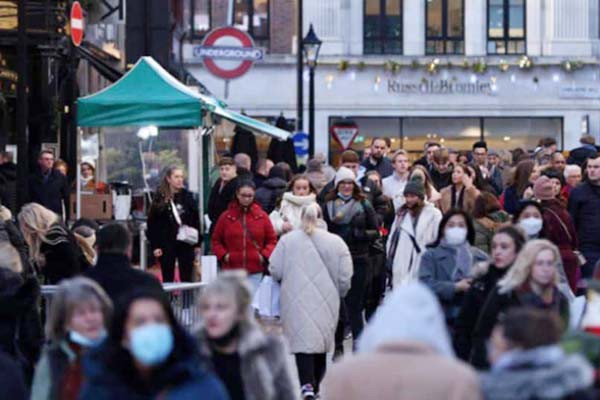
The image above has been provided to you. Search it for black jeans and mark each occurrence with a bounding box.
[160,241,195,282]
[295,353,327,392]
[335,256,368,351]
[365,253,386,321]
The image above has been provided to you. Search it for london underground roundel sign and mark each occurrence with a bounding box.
[70,1,84,47]
[196,27,264,80]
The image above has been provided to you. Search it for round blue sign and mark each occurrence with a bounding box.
[293,132,309,157]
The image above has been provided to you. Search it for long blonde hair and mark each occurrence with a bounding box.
[17,203,62,265]
[301,203,322,235]
[497,239,560,294]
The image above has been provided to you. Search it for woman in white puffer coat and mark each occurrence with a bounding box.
[269,175,318,236]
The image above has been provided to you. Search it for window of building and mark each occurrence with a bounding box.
[426,0,464,55]
[234,0,270,49]
[487,0,526,54]
[191,0,211,37]
[364,0,403,54]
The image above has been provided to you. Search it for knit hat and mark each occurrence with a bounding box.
[403,175,425,200]
[334,166,356,187]
[533,175,555,201]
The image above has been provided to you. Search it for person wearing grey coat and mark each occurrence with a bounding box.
[419,210,489,325]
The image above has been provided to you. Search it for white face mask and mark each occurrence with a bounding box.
[445,227,468,246]
[519,217,543,237]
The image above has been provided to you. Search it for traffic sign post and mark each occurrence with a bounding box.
[70,1,84,47]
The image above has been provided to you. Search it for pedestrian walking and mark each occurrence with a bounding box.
[453,226,525,360]
[535,176,581,293]
[321,282,483,400]
[31,277,112,400]
[563,164,582,200]
[255,165,288,213]
[305,159,328,195]
[430,148,453,191]
[322,167,379,354]
[147,166,200,283]
[408,164,441,203]
[211,180,277,292]
[472,192,510,254]
[568,155,600,280]
[208,157,239,232]
[500,160,535,215]
[80,289,228,399]
[382,149,410,211]
[387,176,442,287]
[567,135,598,167]
[471,141,503,195]
[18,203,88,284]
[439,163,480,214]
[84,223,163,304]
[270,203,353,399]
[419,209,489,326]
[482,308,594,400]
[28,150,69,218]
[196,274,299,400]
[0,242,42,385]
[470,240,570,368]
[269,175,317,236]
[360,138,394,178]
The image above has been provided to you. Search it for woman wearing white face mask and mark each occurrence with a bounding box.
[31,277,112,400]
[80,290,228,399]
[419,209,489,327]
[514,201,544,239]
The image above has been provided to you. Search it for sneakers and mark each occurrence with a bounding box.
[301,384,315,400]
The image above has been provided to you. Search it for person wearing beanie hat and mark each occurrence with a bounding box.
[322,165,379,357]
[79,160,108,194]
[387,174,442,288]
[317,151,364,204]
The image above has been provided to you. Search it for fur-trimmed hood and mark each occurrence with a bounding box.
[195,321,299,400]
[480,345,594,400]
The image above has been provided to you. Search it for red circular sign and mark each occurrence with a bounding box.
[201,27,257,80]
[70,1,84,47]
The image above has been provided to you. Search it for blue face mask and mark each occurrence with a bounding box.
[69,329,107,348]
[337,192,352,201]
[129,323,173,366]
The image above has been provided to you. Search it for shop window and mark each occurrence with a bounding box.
[426,0,464,55]
[483,118,562,151]
[487,0,526,55]
[364,0,403,55]
[191,0,211,38]
[234,0,270,49]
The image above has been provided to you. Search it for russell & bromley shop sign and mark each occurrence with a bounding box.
[387,77,494,96]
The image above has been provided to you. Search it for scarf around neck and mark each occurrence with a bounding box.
[327,197,362,225]
[441,239,473,280]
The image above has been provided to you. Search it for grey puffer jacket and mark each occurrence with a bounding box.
[480,345,594,400]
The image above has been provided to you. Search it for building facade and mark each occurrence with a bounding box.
[179,0,600,162]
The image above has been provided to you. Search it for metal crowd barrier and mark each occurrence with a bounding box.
[41,282,206,330]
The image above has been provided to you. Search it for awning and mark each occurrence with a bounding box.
[77,57,291,140]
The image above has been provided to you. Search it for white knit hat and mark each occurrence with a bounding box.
[334,166,356,187]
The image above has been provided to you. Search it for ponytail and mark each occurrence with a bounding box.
[301,203,322,235]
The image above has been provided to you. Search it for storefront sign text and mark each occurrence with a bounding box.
[559,85,600,99]
[387,78,493,96]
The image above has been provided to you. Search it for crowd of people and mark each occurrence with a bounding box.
[1,133,600,399]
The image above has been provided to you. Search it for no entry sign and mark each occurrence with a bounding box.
[196,27,264,80]
[70,1,84,47]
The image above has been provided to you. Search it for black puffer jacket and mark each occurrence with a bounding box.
[0,268,43,384]
[147,188,200,251]
[255,166,288,214]
[568,182,600,254]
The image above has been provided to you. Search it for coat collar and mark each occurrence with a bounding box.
[226,202,264,220]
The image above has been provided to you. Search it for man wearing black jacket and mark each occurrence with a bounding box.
[27,150,69,217]
[207,157,239,231]
[85,223,163,305]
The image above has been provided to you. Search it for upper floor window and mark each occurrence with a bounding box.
[192,0,211,38]
[487,0,526,54]
[426,0,464,55]
[234,0,270,49]
[364,0,403,54]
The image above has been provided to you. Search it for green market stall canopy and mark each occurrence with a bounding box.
[77,57,291,140]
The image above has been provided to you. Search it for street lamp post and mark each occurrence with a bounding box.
[302,24,322,158]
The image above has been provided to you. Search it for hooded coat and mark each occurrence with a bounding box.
[321,283,482,400]
[269,192,316,235]
[255,172,287,214]
[197,322,299,400]
[474,210,510,253]
[269,228,353,353]
[387,203,442,287]
[0,268,43,383]
[480,345,594,400]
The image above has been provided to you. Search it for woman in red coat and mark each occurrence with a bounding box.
[534,176,580,293]
[211,180,277,292]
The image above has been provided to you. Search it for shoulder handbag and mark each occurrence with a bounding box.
[170,200,199,246]
[545,207,586,266]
